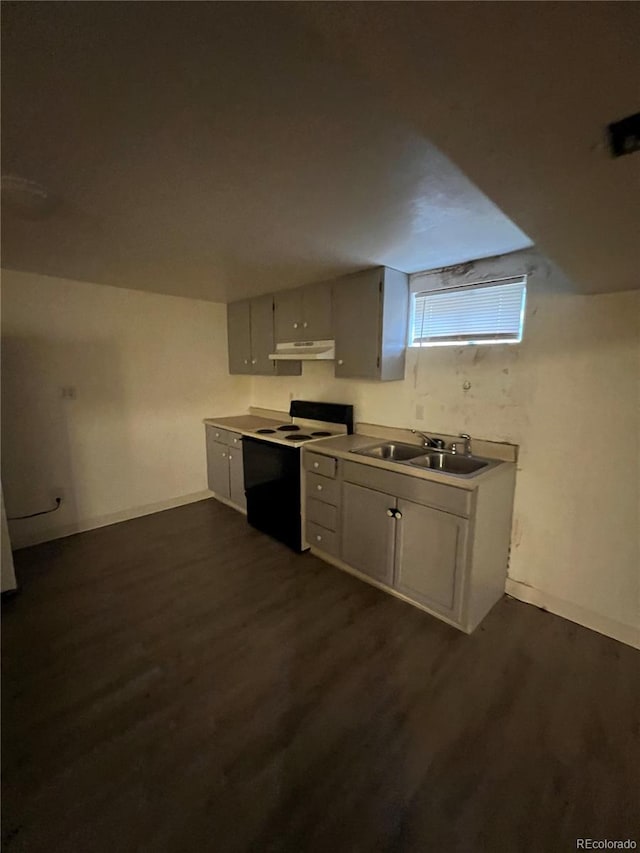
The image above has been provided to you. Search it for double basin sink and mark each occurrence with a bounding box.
[351,442,491,478]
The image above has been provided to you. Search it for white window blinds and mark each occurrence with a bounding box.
[410,276,527,347]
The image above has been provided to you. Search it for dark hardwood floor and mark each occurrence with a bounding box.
[2,498,638,853]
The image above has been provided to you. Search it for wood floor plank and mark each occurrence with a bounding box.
[2,498,638,852]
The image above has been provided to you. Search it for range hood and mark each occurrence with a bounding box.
[269,340,335,361]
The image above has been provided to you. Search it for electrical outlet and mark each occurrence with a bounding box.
[415,403,424,421]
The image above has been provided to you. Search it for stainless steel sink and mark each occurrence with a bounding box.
[351,442,425,462]
[409,451,488,475]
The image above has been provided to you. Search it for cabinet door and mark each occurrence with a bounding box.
[394,499,468,617]
[206,432,231,499]
[274,289,303,343]
[249,294,276,375]
[227,300,252,374]
[228,442,246,511]
[333,269,382,379]
[341,482,395,584]
[302,281,333,340]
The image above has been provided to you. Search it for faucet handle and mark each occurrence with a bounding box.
[458,433,472,456]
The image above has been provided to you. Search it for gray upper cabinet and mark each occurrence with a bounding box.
[227,300,252,374]
[393,499,467,618]
[274,280,333,343]
[341,482,396,585]
[250,295,277,375]
[274,289,303,342]
[227,295,301,376]
[333,266,408,381]
[301,280,332,340]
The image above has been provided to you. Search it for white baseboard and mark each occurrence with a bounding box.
[11,491,212,550]
[505,578,640,650]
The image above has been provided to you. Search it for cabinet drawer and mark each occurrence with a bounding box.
[306,522,339,557]
[342,460,472,518]
[225,431,243,449]
[207,425,236,446]
[306,473,340,506]
[306,498,338,531]
[304,452,337,479]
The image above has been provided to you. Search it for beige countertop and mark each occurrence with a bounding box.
[302,433,510,491]
[203,414,286,433]
[203,413,343,449]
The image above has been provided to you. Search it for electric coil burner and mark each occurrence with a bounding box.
[242,400,354,552]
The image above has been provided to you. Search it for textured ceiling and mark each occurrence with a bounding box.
[1,2,531,302]
[295,2,640,295]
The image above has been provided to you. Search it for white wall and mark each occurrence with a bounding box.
[1,269,251,548]
[251,250,640,645]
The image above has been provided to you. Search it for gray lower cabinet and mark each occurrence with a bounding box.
[341,482,396,585]
[206,439,231,500]
[205,427,245,510]
[228,446,246,511]
[333,266,408,381]
[393,499,467,617]
[307,450,516,633]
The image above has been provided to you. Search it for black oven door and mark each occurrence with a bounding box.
[242,436,302,552]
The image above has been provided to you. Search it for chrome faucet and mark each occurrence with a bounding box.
[452,433,472,456]
[411,429,445,449]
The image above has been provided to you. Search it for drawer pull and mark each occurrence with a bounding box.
[316,485,323,491]
[313,462,319,469]
[228,455,233,461]
[316,534,322,542]
[215,432,220,438]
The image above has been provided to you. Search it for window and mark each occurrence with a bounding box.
[409,276,527,347]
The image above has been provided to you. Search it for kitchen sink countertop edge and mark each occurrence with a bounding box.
[303,433,512,490]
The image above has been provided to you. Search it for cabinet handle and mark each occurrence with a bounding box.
[386,509,394,517]
[395,510,403,520]
[316,484,323,491]
[293,322,299,329]
[251,359,257,365]
[215,432,220,438]
[338,359,344,366]
[233,438,238,443]
[221,452,227,458]
[228,455,233,461]
[313,462,319,469]
[316,534,322,542]
[243,359,248,365]
[303,322,308,328]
